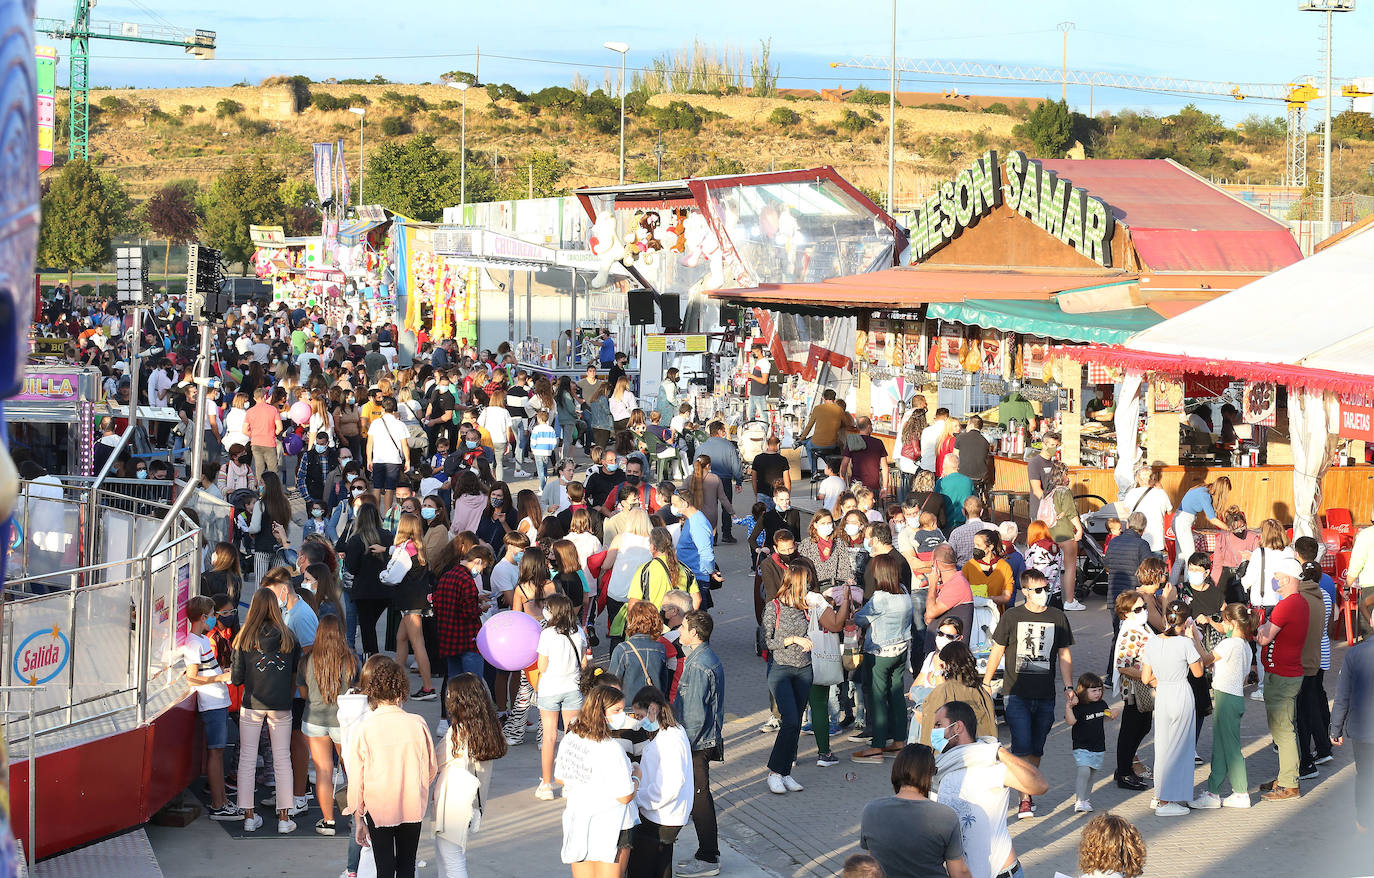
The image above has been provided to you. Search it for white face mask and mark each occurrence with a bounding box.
[844,523,863,537]
[934,635,955,650]
[1026,589,1049,609]
[542,608,553,622]
[607,711,641,731]
[1187,570,1207,586]
[816,522,834,538]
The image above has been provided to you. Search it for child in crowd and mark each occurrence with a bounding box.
[530,409,559,489]
[911,512,946,556]
[815,456,846,509]
[1066,672,1111,813]
[302,500,331,539]
[733,501,769,552]
[1104,517,1124,550]
[182,595,239,820]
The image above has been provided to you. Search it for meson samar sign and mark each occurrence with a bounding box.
[909,150,1116,267]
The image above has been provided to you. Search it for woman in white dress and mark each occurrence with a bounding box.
[1139,599,1204,816]
[221,391,251,451]
[603,509,653,645]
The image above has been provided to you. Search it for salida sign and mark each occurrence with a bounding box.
[13,625,70,686]
[909,149,1116,268]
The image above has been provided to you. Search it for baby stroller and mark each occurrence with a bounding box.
[1075,492,1113,597]
[738,419,769,482]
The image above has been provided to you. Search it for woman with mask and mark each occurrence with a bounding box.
[330,474,371,549]
[221,392,252,452]
[421,496,452,569]
[389,513,436,701]
[909,617,963,711]
[448,471,488,538]
[627,686,693,878]
[851,555,913,764]
[1111,587,1157,792]
[554,684,638,876]
[218,443,258,496]
[761,563,816,794]
[434,673,508,878]
[476,481,516,553]
[535,594,588,801]
[798,511,855,594]
[298,614,358,837]
[335,389,363,460]
[342,502,394,659]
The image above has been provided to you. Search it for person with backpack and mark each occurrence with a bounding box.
[535,594,589,801]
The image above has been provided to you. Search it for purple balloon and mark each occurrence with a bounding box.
[476,610,542,671]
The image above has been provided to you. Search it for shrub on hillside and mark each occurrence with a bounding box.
[379,115,411,136]
[768,106,800,127]
[215,98,243,118]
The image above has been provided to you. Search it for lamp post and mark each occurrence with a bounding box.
[448,81,470,209]
[347,107,366,204]
[1300,0,1355,241]
[888,0,897,214]
[604,41,630,184]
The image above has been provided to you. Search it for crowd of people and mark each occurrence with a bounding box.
[37,287,1373,878]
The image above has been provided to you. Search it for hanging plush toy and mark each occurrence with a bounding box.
[590,212,622,288]
[621,209,646,267]
[668,208,688,254]
[681,211,725,293]
[640,211,664,265]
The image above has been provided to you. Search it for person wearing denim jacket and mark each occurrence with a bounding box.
[674,610,725,877]
[851,554,913,762]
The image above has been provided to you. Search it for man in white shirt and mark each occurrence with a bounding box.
[366,397,411,510]
[816,455,847,510]
[147,358,175,410]
[182,596,239,820]
[920,407,950,473]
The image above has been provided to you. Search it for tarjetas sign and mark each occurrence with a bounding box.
[910,150,1117,268]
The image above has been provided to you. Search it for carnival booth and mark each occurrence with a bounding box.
[251,208,395,321]
[709,156,1303,493]
[1054,216,1374,543]
[576,168,905,421]
[5,367,99,475]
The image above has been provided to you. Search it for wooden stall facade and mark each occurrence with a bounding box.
[990,456,1374,526]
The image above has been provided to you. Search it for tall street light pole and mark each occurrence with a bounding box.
[888,0,897,214]
[1301,0,1354,241]
[348,107,366,204]
[1057,22,1074,103]
[448,81,470,209]
[604,41,630,184]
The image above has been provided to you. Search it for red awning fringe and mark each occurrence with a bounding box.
[1053,344,1374,395]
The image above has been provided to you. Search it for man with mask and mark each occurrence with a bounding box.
[1257,556,1315,800]
[982,569,1075,819]
[757,528,798,624]
[930,700,1048,878]
[601,457,657,514]
[423,369,458,455]
[696,421,743,544]
[540,457,578,515]
[295,431,338,505]
[585,448,627,510]
[674,610,725,878]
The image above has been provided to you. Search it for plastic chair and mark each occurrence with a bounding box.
[1321,528,1345,561]
[1338,578,1361,647]
[1324,508,1355,548]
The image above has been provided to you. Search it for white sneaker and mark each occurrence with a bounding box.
[535,781,555,801]
[1149,796,1159,810]
[1249,690,1266,701]
[1063,600,1087,611]
[758,716,780,733]
[1074,799,1093,813]
[1155,802,1189,817]
[676,860,722,878]
[278,818,297,833]
[1222,793,1252,809]
[781,775,804,792]
[767,772,787,794]
[243,813,263,832]
[1191,792,1222,810]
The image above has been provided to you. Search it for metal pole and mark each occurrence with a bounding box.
[619,53,627,184]
[1058,22,1074,103]
[188,319,212,485]
[460,88,467,210]
[358,115,365,205]
[1323,7,1333,239]
[27,690,35,870]
[127,304,142,449]
[134,554,152,725]
[888,0,896,214]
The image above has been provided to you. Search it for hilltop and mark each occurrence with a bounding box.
[56,78,1374,212]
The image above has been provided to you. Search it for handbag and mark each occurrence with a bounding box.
[845,431,867,453]
[1125,672,1155,713]
[808,604,843,686]
[379,544,413,585]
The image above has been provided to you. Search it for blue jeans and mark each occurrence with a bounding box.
[766,663,813,775]
[1004,694,1056,758]
[748,395,770,421]
[804,441,838,476]
[510,417,529,462]
[534,455,552,490]
[341,589,359,653]
[446,651,485,679]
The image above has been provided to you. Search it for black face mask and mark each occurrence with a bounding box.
[971,548,987,561]
[625,473,641,485]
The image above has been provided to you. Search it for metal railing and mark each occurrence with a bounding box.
[0,686,43,873]
[2,478,202,756]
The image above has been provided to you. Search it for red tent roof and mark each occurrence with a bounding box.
[1037,159,1302,273]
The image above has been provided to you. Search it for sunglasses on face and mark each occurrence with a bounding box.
[1025,586,1049,595]
[1131,605,1147,614]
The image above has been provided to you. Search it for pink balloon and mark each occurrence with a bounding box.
[476,610,542,671]
[288,401,313,424]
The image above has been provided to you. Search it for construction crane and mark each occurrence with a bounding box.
[831,56,1368,188]
[36,0,216,163]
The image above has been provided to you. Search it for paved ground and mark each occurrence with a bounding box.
[147,465,1371,878]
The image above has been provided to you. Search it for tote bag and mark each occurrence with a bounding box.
[808,606,843,686]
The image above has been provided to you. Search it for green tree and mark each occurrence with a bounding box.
[366,134,493,220]
[38,160,132,283]
[1014,98,1074,157]
[1332,110,1374,141]
[201,156,284,269]
[141,180,200,283]
[215,98,243,118]
[499,151,568,200]
[279,178,319,238]
[767,106,800,127]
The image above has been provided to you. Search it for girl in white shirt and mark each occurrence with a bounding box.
[1191,603,1257,810]
[626,686,693,878]
[535,595,588,802]
[554,684,638,872]
[479,389,516,481]
[609,376,638,429]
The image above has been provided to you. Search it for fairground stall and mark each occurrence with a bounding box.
[575,168,904,420]
[1054,215,1374,540]
[709,156,1303,515]
[251,209,395,321]
[6,367,98,476]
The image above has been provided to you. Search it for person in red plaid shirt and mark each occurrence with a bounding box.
[431,548,492,710]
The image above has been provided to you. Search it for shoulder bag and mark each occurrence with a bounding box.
[808,601,843,686]
[379,544,413,585]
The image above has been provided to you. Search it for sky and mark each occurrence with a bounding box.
[34,0,1374,123]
